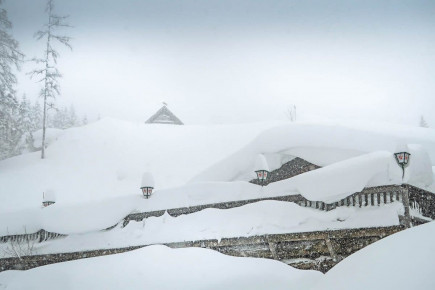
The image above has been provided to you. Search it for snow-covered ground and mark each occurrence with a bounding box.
[1,221,433,290]
[0,119,434,236]
[0,119,279,212]
[312,220,435,290]
[0,245,323,290]
[1,201,402,257]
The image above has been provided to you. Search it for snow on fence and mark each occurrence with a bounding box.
[297,185,404,211]
[122,184,425,226]
[0,230,66,244]
[0,185,433,246]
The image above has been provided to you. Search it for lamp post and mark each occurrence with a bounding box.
[140,172,155,199]
[394,152,411,179]
[42,191,56,207]
[254,154,270,187]
[394,151,412,228]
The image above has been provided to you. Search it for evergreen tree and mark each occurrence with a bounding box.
[0,0,24,159]
[31,101,43,132]
[29,0,72,159]
[0,92,19,159]
[66,105,77,128]
[0,0,24,94]
[420,115,429,128]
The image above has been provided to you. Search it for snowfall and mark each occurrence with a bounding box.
[0,118,435,289]
[0,214,434,289]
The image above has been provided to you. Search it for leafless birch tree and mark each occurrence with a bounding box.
[29,0,72,159]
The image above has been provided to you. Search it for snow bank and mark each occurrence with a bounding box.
[265,151,401,202]
[16,201,402,256]
[0,195,141,235]
[0,119,277,211]
[312,221,435,290]
[192,122,435,184]
[0,245,322,290]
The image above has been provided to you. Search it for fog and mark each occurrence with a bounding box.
[5,0,435,125]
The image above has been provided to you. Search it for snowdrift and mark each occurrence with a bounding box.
[0,118,277,211]
[0,245,322,290]
[192,121,435,201]
[312,220,435,290]
[9,200,401,255]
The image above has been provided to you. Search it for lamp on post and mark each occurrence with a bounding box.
[42,190,56,207]
[140,172,155,199]
[394,152,411,180]
[141,186,153,199]
[394,150,412,228]
[254,154,270,187]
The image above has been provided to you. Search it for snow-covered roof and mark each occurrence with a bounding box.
[145,105,184,125]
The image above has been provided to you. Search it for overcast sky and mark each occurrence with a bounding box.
[4,0,435,125]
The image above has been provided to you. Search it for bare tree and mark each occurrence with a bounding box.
[29,0,72,159]
[0,0,24,94]
[0,228,36,260]
[285,105,297,122]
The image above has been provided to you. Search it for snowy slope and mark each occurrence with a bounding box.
[0,118,278,211]
[312,220,435,290]
[0,245,322,290]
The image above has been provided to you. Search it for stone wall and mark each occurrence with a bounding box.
[408,185,435,220]
[250,157,320,186]
[123,194,306,226]
[0,226,404,273]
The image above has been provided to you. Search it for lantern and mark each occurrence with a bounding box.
[254,154,270,187]
[42,191,56,207]
[42,200,55,207]
[255,169,269,186]
[140,172,155,199]
[141,186,153,199]
[394,152,411,179]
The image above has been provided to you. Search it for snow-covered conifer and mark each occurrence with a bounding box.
[419,115,429,128]
[0,0,23,94]
[29,0,72,159]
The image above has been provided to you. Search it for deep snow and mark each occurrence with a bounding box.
[0,245,323,290]
[312,220,435,290]
[3,200,402,257]
[0,119,434,236]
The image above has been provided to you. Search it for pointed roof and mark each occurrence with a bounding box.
[145,105,184,125]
